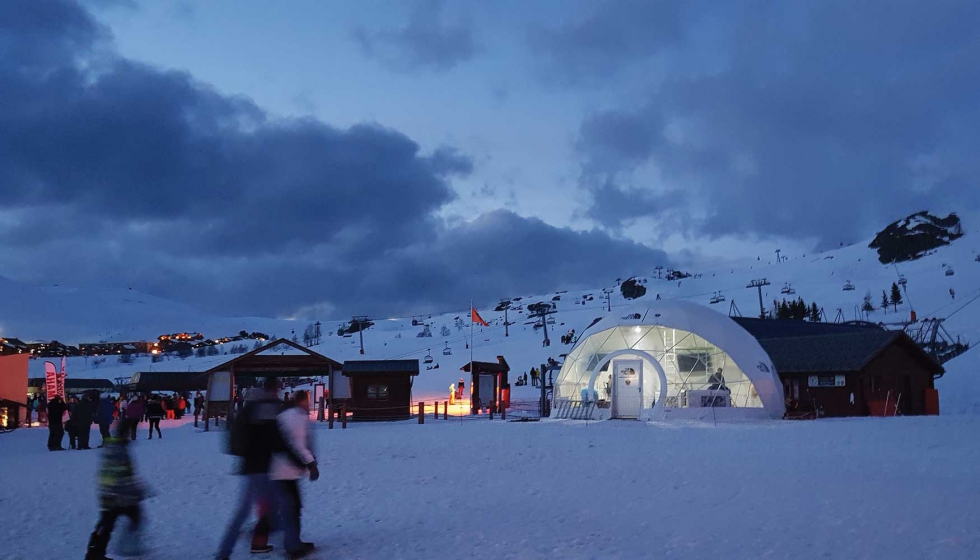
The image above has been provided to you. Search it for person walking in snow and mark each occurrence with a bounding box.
[97,395,115,448]
[125,395,145,441]
[146,396,164,439]
[75,393,95,450]
[271,390,318,559]
[449,384,456,405]
[216,377,284,559]
[84,420,151,560]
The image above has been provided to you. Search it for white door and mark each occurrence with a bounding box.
[613,359,642,419]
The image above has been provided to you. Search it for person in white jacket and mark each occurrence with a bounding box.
[270,390,319,559]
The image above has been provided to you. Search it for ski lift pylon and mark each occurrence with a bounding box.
[843,280,855,291]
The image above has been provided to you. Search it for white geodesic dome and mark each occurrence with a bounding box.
[554,300,784,421]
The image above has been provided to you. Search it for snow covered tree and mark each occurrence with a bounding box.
[861,292,875,316]
[881,291,890,313]
[890,282,903,311]
[195,347,206,358]
[440,325,451,337]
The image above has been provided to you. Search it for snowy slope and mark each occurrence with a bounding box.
[10,212,980,408]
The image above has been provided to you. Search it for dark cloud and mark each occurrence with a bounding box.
[0,0,668,321]
[554,1,980,246]
[528,0,684,86]
[354,0,478,72]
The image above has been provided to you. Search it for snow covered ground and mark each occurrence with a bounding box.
[3,416,979,559]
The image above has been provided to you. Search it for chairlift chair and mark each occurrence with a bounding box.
[424,350,434,364]
[945,268,955,277]
[547,316,556,325]
[781,283,795,295]
[709,292,721,305]
[442,342,452,356]
[716,292,726,302]
[843,280,855,291]
[898,274,908,286]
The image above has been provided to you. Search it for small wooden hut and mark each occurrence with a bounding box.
[461,356,510,414]
[342,360,420,421]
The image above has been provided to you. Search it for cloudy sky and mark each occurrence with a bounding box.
[2,0,978,320]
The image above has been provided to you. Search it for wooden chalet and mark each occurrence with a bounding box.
[733,318,944,417]
[461,356,510,415]
[342,360,420,421]
[202,338,342,430]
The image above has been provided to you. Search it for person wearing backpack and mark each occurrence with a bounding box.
[216,377,283,560]
[84,419,152,560]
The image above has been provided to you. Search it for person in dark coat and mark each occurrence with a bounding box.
[67,397,80,450]
[97,396,115,447]
[75,393,96,450]
[216,377,283,558]
[146,396,164,439]
[47,395,66,450]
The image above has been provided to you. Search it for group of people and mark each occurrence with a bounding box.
[218,377,319,560]
[82,380,318,560]
[41,393,116,451]
[39,390,207,450]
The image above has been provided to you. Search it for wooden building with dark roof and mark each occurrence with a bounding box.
[129,371,209,393]
[342,360,420,421]
[202,338,343,430]
[735,319,944,417]
[461,356,510,415]
[27,377,115,395]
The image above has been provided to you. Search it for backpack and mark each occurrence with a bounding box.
[227,405,250,456]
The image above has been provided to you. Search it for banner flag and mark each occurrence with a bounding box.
[471,307,489,327]
[44,361,58,397]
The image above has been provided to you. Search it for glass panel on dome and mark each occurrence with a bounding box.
[622,326,652,349]
[597,327,629,353]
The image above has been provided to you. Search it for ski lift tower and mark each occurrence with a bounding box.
[499,298,511,338]
[351,315,371,354]
[528,302,557,347]
[745,278,771,319]
[775,249,782,263]
[602,288,614,312]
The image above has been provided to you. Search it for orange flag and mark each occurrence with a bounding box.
[471,307,489,327]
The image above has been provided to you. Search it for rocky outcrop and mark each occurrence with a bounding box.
[869,211,963,264]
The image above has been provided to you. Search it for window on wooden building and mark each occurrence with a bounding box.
[367,384,389,400]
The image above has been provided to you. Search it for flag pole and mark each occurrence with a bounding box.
[470,299,474,414]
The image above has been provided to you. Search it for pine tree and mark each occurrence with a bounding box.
[861,292,875,317]
[809,302,821,322]
[881,291,890,313]
[890,282,903,311]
